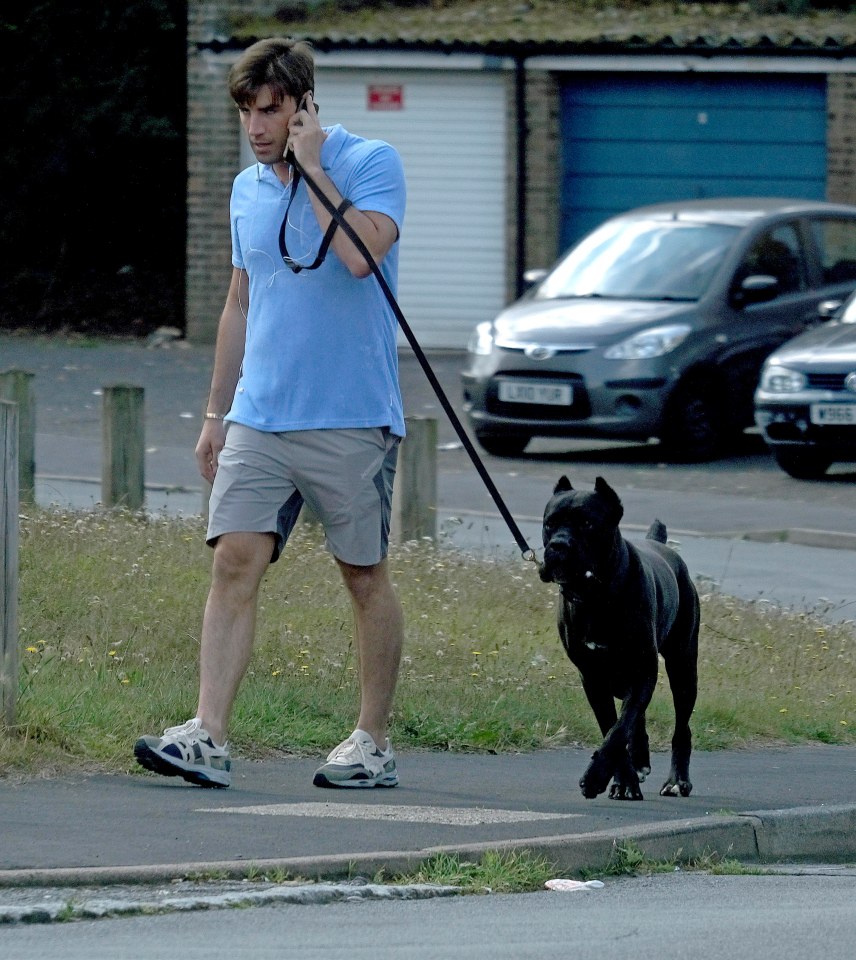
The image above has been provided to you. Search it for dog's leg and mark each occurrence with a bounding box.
[659,588,699,798]
[660,652,698,797]
[578,680,621,799]
[628,716,651,782]
[599,671,658,801]
[608,746,644,801]
[579,677,653,801]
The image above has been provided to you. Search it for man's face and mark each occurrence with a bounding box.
[238,84,299,165]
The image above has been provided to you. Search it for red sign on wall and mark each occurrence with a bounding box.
[368,85,404,111]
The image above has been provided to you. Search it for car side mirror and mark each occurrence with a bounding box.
[733,274,779,307]
[817,299,842,321]
[522,268,548,289]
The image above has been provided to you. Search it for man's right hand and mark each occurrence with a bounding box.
[195,420,227,484]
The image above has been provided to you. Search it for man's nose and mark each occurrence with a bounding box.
[246,111,264,137]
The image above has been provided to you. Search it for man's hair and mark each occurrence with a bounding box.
[228,38,314,107]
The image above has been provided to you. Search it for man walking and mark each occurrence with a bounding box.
[135,37,406,790]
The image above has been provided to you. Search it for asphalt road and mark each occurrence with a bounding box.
[3,869,855,960]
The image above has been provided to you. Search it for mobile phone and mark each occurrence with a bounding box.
[284,94,317,164]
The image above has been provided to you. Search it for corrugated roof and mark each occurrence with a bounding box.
[210,1,856,56]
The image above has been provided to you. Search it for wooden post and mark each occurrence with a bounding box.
[0,369,35,504]
[1,400,19,729]
[392,416,437,543]
[102,385,145,510]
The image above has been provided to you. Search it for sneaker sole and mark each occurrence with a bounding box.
[134,739,230,788]
[312,771,399,789]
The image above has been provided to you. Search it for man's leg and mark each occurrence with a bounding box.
[133,530,273,787]
[196,530,274,745]
[336,557,403,748]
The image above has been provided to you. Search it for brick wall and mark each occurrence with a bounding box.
[827,74,856,206]
[524,71,561,273]
[186,1,284,342]
[503,69,561,305]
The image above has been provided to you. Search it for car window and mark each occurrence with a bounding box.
[810,217,856,285]
[733,224,805,296]
[536,219,739,302]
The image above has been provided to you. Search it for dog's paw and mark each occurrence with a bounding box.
[659,778,692,797]
[609,781,644,801]
[579,774,604,799]
[579,752,611,799]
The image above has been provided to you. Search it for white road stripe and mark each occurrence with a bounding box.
[197,803,581,826]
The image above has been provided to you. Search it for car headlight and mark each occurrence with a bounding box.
[759,365,807,393]
[603,324,691,360]
[468,322,494,356]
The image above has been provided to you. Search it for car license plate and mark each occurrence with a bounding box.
[498,380,572,406]
[810,404,856,425]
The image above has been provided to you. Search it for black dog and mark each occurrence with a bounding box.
[539,476,699,801]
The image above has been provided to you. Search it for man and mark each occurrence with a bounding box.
[134,37,406,789]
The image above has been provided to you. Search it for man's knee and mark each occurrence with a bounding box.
[337,558,392,606]
[212,532,274,587]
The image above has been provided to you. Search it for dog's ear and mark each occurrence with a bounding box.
[554,475,573,494]
[594,476,624,523]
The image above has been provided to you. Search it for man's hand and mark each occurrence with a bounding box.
[286,93,325,173]
[195,420,227,484]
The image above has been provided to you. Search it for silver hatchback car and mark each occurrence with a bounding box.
[461,198,856,460]
[755,289,856,478]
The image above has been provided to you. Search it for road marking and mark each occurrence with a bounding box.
[196,803,581,826]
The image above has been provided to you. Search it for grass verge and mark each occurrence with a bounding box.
[2,507,854,777]
[387,845,768,893]
[389,850,557,893]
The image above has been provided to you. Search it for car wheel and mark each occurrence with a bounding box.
[475,432,530,457]
[661,381,723,462]
[773,448,832,480]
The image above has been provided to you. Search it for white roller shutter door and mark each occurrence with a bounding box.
[241,67,508,349]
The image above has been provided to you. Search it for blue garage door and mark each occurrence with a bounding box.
[560,73,826,249]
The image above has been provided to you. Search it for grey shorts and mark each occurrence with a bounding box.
[207,424,400,566]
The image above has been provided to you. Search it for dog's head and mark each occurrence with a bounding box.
[538,475,624,595]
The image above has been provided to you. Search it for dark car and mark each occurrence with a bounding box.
[755,289,856,478]
[461,197,856,460]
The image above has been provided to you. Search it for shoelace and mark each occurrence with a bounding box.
[163,719,201,739]
[329,734,379,765]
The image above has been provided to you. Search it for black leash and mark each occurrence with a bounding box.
[284,154,535,562]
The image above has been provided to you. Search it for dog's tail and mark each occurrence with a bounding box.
[646,519,668,543]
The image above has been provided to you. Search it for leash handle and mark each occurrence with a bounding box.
[289,156,535,561]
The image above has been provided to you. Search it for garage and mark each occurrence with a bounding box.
[559,72,827,249]
[238,65,509,350]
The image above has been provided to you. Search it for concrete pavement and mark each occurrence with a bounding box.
[1,746,854,887]
[1,332,855,915]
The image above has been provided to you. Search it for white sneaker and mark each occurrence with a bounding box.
[134,717,231,788]
[313,729,399,789]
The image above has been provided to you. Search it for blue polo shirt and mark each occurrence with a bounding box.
[227,124,406,436]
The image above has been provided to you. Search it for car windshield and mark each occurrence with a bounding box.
[536,218,740,301]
